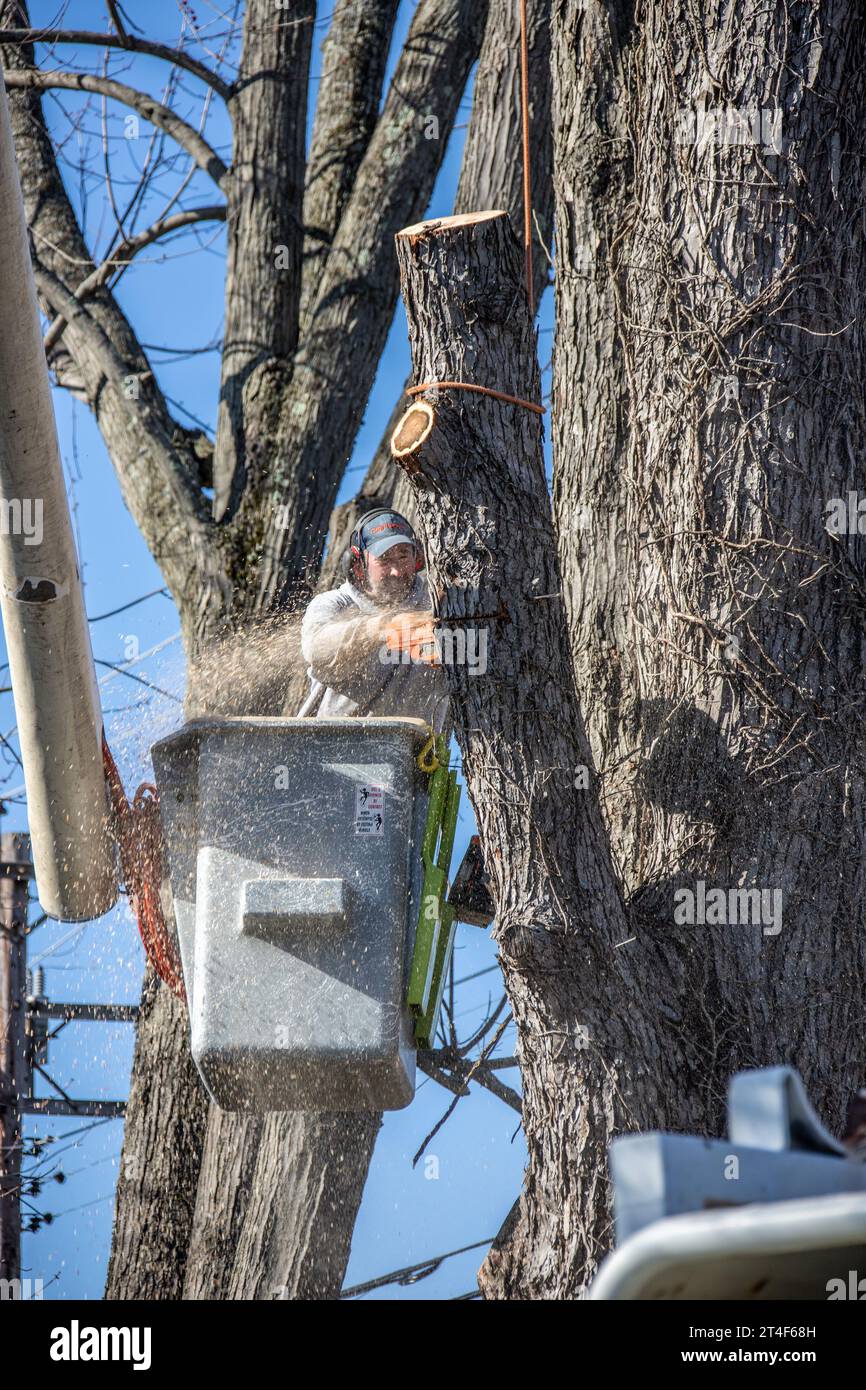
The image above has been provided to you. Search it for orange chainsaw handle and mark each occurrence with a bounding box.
[383,615,440,666]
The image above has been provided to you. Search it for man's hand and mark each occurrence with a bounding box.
[383,614,440,666]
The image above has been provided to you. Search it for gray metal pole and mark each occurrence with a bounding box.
[0,831,32,1283]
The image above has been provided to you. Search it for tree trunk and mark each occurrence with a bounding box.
[299,0,401,337]
[391,211,678,1298]
[323,0,554,590]
[547,0,866,1290]
[225,1111,382,1299]
[105,972,207,1298]
[213,0,315,519]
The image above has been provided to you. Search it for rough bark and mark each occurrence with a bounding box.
[550,0,634,876]
[392,212,676,1298]
[212,0,314,518]
[105,971,207,1299]
[549,0,866,1290]
[299,0,400,336]
[324,0,554,595]
[226,1111,382,1299]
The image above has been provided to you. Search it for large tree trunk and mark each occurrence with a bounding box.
[104,973,207,1298]
[391,211,678,1299]
[213,0,315,520]
[544,0,866,1292]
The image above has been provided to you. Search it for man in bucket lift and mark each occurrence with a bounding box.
[299,507,447,726]
[299,506,493,926]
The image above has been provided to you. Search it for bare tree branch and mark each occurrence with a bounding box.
[414,1019,515,1164]
[419,1052,522,1113]
[299,0,400,334]
[4,69,228,187]
[44,203,227,352]
[212,0,314,519]
[0,27,232,100]
[105,1,128,45]
[0,15,224,619]
[34,263,212,536]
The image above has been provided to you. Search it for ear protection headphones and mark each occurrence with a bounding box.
[345,507,424,588]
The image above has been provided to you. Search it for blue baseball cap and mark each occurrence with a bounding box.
[358,510,417,558]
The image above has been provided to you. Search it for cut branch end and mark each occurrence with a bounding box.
[391,402,434,459]
[396,209,507,242]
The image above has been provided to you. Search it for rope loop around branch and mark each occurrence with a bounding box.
[405,381,545,416]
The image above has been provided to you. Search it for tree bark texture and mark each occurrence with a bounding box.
[392,212,677,1298]
[213,0,315,518]
[299,0,401,337]
[321,0,554,601]
[548,0,866,1289]
[105,971,207,1299]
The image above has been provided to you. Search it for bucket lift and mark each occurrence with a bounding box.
[151,716,460,1112]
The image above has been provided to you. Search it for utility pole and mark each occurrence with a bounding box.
[0,823,137,1289]
[0,830,32,1284]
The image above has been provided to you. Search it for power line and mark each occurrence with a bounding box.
[340,1236,492,1299]
[453,963,499,987]
[96,630,181,688]
[88,587,170,622]
[93,658,181,704]
[161,392,214,435]
[29,922,91,966]
[52,1193,113,1218]
[25,1119,117,1163]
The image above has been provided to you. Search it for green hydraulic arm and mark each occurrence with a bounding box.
[407,734,461,1048]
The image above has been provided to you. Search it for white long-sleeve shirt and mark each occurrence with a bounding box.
[299,576,448,728]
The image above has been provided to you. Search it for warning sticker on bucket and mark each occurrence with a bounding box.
[354,783,385,836]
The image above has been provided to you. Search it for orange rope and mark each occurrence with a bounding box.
[519,0,533,308]
[406,381,545,415]
[102,735,186,1003]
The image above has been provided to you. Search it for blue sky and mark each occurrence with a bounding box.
[4,0,554,1300]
